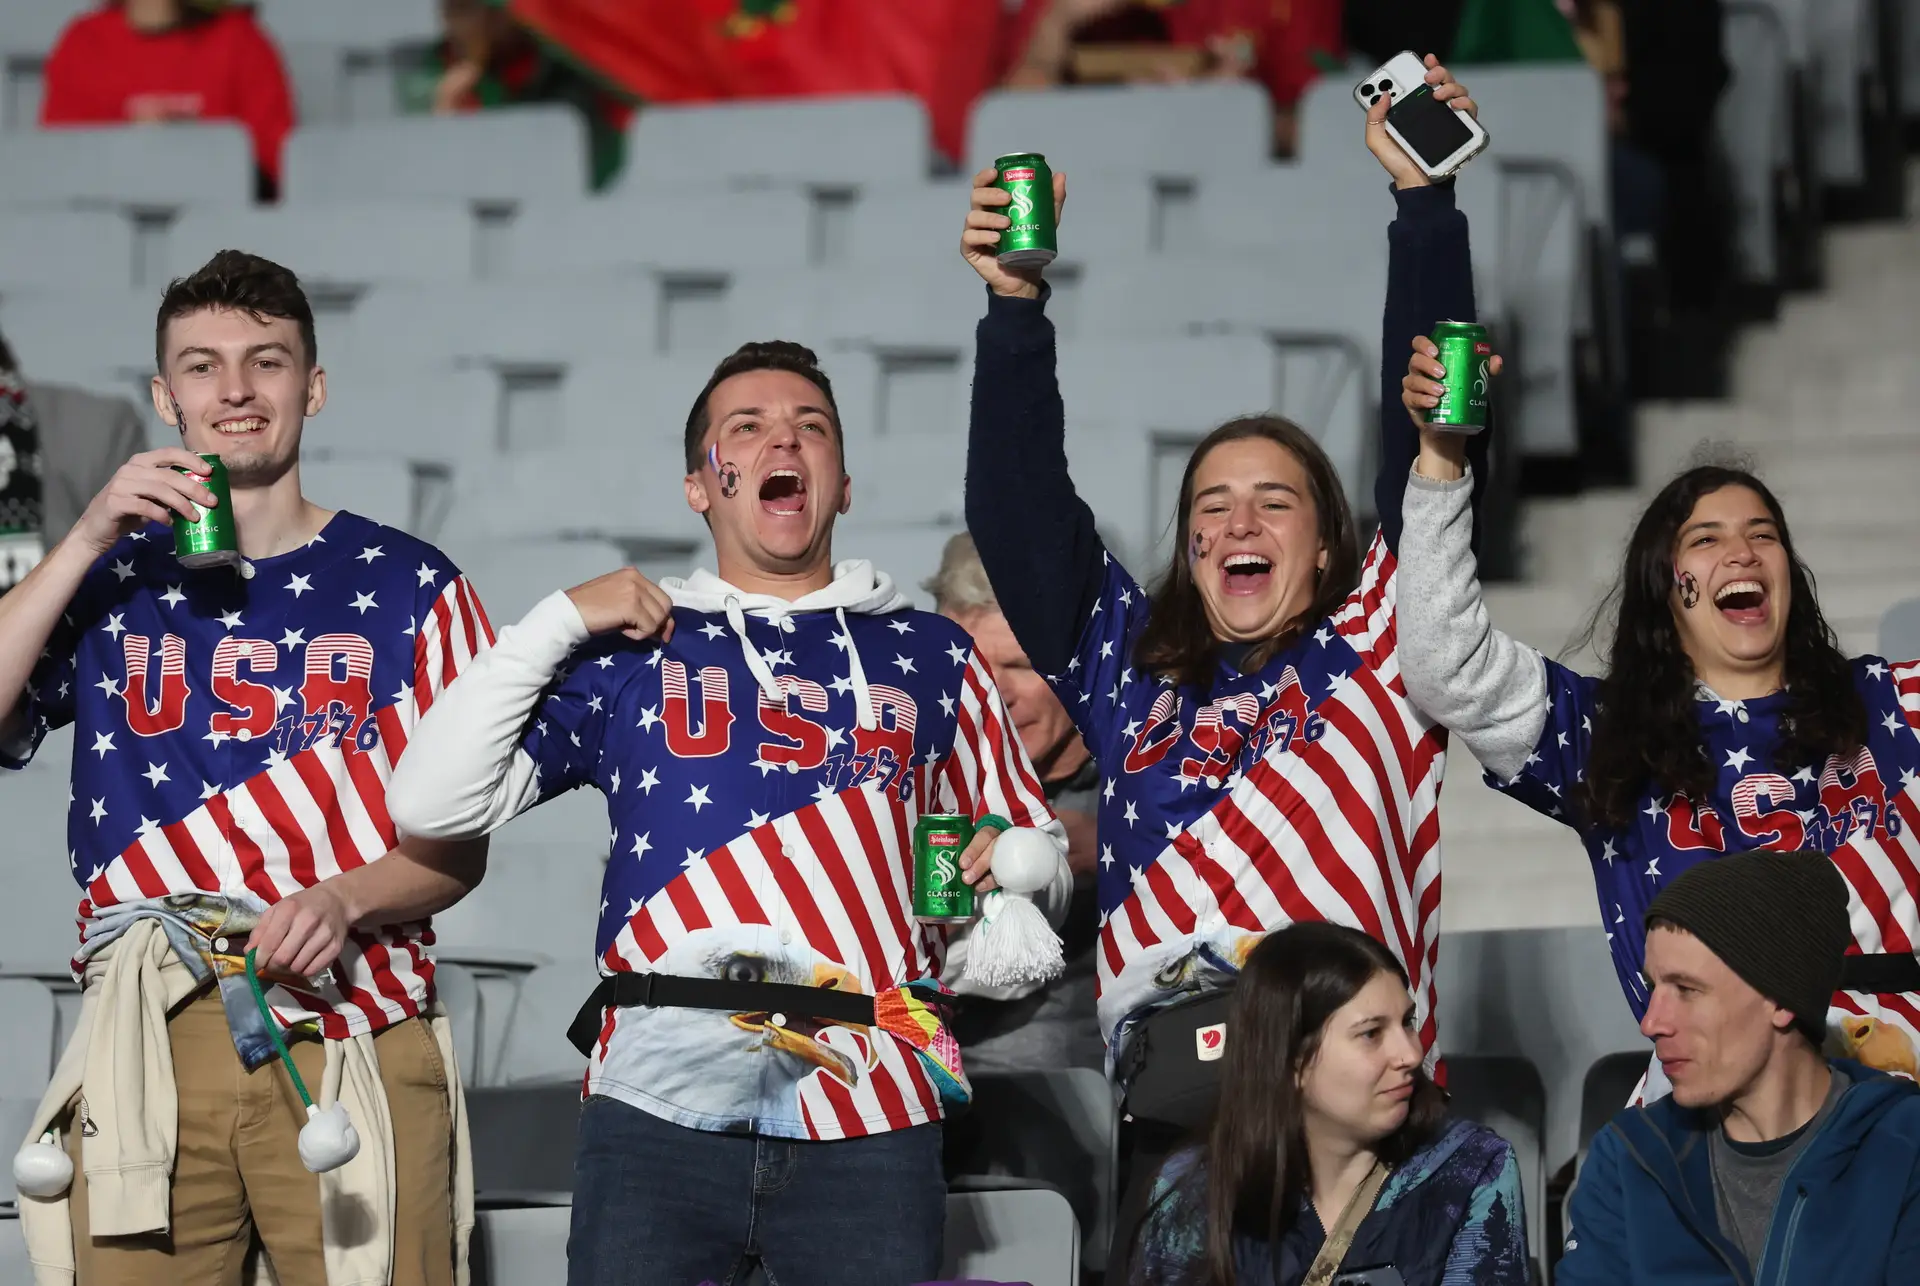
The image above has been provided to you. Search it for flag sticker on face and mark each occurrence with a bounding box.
[1195,1022,1226,1061]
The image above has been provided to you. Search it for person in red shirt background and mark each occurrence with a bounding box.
[1001,0,1344,155]
[40,0,295,196]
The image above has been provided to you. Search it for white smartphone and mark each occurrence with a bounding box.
[1352,50,1489,180]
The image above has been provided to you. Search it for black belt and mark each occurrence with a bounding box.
[566,972,879,1057]
[1839,952,1920,995]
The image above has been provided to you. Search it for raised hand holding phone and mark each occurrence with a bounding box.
[1358,52,1487,186]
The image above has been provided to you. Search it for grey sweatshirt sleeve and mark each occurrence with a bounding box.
[1397,468,1551,781]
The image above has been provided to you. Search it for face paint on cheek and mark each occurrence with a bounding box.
[1675,568,1700,610]
[718,462,741,499]
[1188,528,1213,566]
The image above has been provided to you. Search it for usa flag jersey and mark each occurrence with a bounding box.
[1057,538,1447,1063]
[3,511,492,1038]
[517,578,1055,1141]
[1495,657,1920,1077]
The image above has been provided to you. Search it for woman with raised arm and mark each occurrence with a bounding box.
[959,54,1490,1243]
[1397,347,1920,1090]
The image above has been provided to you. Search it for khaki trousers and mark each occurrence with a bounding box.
[60,989,455,1286]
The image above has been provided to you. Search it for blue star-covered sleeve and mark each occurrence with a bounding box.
[0,552,116,769]
[518,636,632,803]
[1483,656,1601,828]
[1044,551,1153,759]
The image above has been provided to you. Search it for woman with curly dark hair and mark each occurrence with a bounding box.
[1392,341,1920,1095]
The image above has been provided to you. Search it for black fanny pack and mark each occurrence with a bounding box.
[566,972,881,1057]
[1116,988,1235,1132]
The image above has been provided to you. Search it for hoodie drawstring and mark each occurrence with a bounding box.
[837,607,877,731]
[723,596,787,706]
[718,597,878,731]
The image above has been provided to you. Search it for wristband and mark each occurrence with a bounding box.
[975,814,1015,835]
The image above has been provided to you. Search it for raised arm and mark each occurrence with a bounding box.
[1364,54,1492,553]
[1396,349,1551,781]
[960,167,1105,679]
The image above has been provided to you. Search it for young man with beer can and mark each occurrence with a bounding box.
[0,250,493,1284]
[387,339,1071,1286]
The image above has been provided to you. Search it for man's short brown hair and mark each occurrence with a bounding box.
[155,250,317,373]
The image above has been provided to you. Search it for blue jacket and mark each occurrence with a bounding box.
[1131,1118,1528,1286]
[1559,1060,1920,1286]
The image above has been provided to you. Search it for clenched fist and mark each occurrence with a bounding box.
[565,567,677,643]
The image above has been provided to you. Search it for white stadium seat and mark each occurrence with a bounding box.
[255,0,440,49]
[282,107,591,206]
[504,190,818,277]
[162,201,481,294]
[0,123,253,210]
[966,81,1272,177]
[0,208,139,291]
[0,0,96,129]
[620,95,934,194]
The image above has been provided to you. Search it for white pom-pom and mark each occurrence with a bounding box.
[13,1134,73,1198]
[298,1103,360,1173]
[965,889,1067,988]
[986,827,1057,895]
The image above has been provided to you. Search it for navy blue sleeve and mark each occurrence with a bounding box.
[1375,181,1489,554]
[964,285,1107,679]
[1555,1125,1634,1286]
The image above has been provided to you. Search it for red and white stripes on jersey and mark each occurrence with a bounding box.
[74,575,494,1040]
[582,649,1055,1139]
[1091,536,1450,1057]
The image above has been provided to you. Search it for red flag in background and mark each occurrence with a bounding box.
[506,0,1012,161]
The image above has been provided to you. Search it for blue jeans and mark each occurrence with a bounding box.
[566,1095,946,1286]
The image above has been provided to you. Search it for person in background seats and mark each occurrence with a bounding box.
[1560,851,1920,1284]
[40,0,296,197]
[929,532,1103,1075]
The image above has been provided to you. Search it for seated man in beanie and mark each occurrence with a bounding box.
[1558,851,1920,1284]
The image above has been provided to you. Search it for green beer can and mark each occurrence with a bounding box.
[173,453,240,570]
[1428,320,1492,433]
[993,152,1057,268]
[913,814,977,923]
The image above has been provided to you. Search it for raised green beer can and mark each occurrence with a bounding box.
[1428,320,1492,433]
[993,152,1057,268]
[173,453,240,570]
[913,814,977,923]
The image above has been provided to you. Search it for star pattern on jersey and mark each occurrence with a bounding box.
[159,585,187,609]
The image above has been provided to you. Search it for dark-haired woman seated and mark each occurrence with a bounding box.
[1397,350,1920,1090]
[1128,923,1528,1285]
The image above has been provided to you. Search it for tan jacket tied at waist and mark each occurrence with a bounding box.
[17,918,475,1286]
